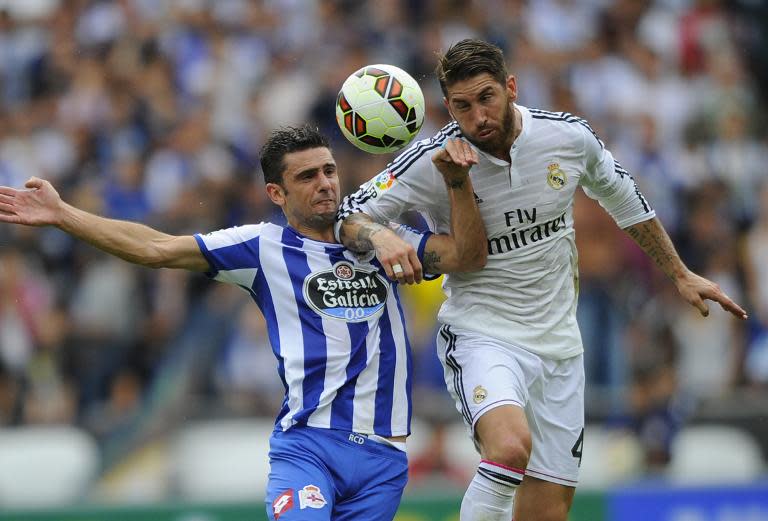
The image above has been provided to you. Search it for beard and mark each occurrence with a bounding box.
[462,101,515,158]
[306,211,336,228]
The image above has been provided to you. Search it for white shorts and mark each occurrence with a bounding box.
[436,325,584,487]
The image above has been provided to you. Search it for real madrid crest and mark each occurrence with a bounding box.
[546,163,566,190]
[473,385,488,404]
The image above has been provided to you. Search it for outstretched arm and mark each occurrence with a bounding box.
[624,217,747,320]
[0,177,208,272]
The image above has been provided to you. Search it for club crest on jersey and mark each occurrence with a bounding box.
[299,484,327,510]
[374,170,396,191]
[272,489,294,519]
[473,385,488,404]
[546,163,567,190]
[304,261,389,322]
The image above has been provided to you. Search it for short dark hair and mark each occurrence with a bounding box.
[435,39,508,96]
[259,125,329,185]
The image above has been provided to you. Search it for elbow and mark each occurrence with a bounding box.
[467,248,488,271]
[143,244,171,269]
[453,247,487,272]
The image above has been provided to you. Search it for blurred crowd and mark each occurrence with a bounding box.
[0,0,767,485]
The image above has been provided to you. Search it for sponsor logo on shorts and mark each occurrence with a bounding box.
[299,484,327,510]
[473,385,488,404]
[546,162,567,190]
[303,262,389,322]
[272,489,294,519]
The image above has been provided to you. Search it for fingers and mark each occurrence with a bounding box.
[710,292,749,320]
[435,138,478,168]
[384,257,416,285]
[693,297,710,317]
[25,177,43,189]
[408,248,423,284]
[0,186,19,197]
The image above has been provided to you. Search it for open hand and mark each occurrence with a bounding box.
[0,177,63,227]
[677,270,748,320]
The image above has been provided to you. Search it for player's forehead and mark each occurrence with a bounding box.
[282,147,335,177]
[445,73,503,101]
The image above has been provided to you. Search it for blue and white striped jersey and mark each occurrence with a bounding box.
[194,223,431,437]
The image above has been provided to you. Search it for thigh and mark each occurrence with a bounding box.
[436,325,533,433]
[265,432,334,521]
[332,454,408,521]
[525,354,585,487]
[515,474,575,521]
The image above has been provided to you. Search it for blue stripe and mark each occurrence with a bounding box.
[325,248,369,431]
[393,283,413,434]
[195,234,260,273]
[280,228,327,426]
[373,285,398,436]
[244,237,290,428]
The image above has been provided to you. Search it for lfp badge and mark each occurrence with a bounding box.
[374,171,396,190]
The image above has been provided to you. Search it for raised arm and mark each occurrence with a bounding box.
[339,138,486,283]
[0,177,209,272]
[624,217,747,320]
[421,138,486,274]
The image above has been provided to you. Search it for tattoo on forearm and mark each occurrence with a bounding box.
[446,178,465,189]
[626,220,678,280]
[423,250,441,273]
[346,223,383,252]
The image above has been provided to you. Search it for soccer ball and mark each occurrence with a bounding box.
[336,64,425,154]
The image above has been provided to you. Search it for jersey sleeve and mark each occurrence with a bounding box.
[193,223,266,287]
[388,222,440,281]
[335,134,450,239]
[578,122,656,229]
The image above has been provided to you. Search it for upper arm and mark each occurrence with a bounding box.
[158,235,210,271]
[422,233,467,274]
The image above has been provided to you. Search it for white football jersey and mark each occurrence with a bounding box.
[338,105,655,359]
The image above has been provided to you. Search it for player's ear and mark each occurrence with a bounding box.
[265,183,286,206]
[506,75,517,101]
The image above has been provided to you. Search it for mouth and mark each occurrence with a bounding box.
[477,128,496,139]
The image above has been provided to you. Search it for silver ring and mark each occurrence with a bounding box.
[392,264,404,274]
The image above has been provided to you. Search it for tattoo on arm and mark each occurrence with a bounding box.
[446,178,466,189]
[625,219,679,280]
[423,250,441,273]
[345,217,385,252]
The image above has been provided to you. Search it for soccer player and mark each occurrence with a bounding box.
[0,125,486,521]
[336,40,748,521]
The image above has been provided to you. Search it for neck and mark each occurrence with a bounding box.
[492,105,522,162]
[290,222,337,243]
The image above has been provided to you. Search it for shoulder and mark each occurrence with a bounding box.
[197,222,275,250]
[386,121,462,178]
[528,108,604,149]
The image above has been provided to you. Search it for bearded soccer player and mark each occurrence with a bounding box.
[336,39,747,521]
[0,125,486,521]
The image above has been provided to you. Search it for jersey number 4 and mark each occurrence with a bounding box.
[571,428,584,467]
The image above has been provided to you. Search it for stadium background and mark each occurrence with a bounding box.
[0,0,766,519]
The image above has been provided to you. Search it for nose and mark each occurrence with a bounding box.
[473,106,488,128]
[317,173,333,192]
